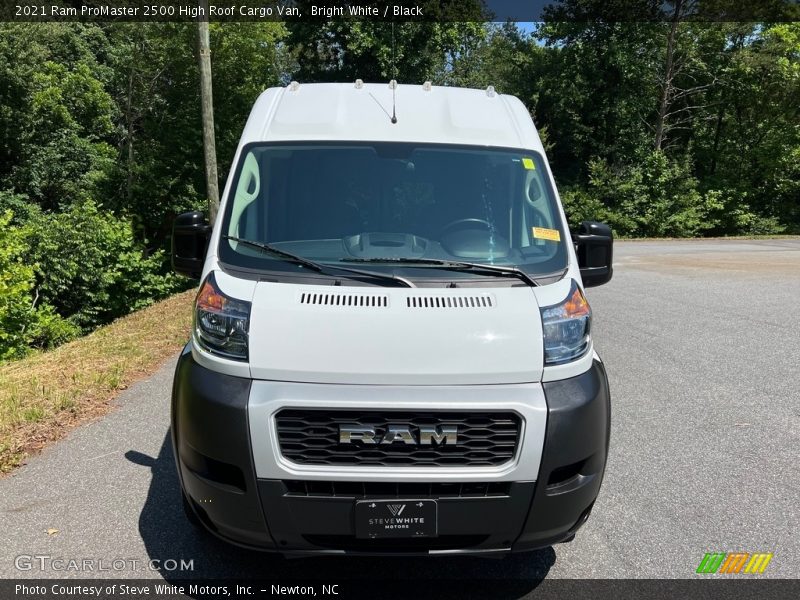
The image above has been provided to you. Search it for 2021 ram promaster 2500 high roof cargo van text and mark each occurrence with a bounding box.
[170,81,613,555]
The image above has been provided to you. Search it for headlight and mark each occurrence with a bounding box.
[540,280,591,365]
[194,272,250,360]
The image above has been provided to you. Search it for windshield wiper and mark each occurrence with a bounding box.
[223,236,415,288]
[339,257,539,287]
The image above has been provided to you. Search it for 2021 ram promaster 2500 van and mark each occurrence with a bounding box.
[170,82,613,555]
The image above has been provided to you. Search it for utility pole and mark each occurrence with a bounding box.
[654,0,683,151]
[197,0,219,223]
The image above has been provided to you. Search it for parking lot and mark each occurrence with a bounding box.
[1,239,798,591]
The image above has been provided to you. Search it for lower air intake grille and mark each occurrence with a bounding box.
[283,480,512,498]
[275,410,521,467]
[302,534,489,552]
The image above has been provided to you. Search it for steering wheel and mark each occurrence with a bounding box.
[439,218,492,237]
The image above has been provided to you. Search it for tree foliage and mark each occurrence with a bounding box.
[0,211,79,360]
[22,201,185,330]
[0,22,287,359]
[530,14,799,234]
[562,152,725,238]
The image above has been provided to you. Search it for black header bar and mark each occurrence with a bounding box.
[2,0,799,23]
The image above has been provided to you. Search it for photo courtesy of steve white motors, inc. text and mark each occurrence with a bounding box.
[14,583,340,597]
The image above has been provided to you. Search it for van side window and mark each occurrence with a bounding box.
[521,171,556,248]
[227,151,263,247]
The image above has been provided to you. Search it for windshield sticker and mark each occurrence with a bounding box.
[522,157,536,170]
[532,227,561,242]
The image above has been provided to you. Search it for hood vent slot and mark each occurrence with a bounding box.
[407,295,494,309]
[299,292,388,308]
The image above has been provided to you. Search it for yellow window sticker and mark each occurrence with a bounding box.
[522,157,536,170]
[532,227,561,242]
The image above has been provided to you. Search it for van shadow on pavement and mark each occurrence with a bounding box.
[126,433,555,597]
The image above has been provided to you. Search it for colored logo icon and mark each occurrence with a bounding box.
[696,552,773,574]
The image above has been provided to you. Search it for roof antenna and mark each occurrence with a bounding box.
[390,22,398,124]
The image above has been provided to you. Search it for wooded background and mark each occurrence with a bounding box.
[0,13,798,359]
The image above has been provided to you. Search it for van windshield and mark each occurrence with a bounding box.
[218,143,568,279]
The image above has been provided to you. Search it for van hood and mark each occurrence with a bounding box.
[247,283,544,385]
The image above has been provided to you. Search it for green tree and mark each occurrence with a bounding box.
[286,19,485,84]
[0,211,78,360]
[533,20,663,181]
[102,22,288,247]
[22,200,184,330]
[442,22,541,97]
[706,23,800,231]
[568,151,723,237]
[0,24,116,210]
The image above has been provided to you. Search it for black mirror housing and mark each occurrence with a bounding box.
[172,211,211,279]
[572,221,613,288]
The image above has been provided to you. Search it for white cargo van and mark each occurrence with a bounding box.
[171,82,613,554]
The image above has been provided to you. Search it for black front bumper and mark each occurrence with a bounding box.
[171,346,610,554]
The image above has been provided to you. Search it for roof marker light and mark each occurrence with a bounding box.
[288,81,300,92]
[422,81,432,91]
[354,79,364,89]
[486,85,496,97]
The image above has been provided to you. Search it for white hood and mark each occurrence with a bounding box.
[247,283,544,385]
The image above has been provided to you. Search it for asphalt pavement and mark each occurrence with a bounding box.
[1,239,798,591]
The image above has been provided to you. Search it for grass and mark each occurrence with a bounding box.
[0,289,195,475]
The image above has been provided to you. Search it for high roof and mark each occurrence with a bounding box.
[238,82,543,152]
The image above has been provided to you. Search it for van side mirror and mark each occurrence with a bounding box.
[572,221,613,288]
[172,211,211,279]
